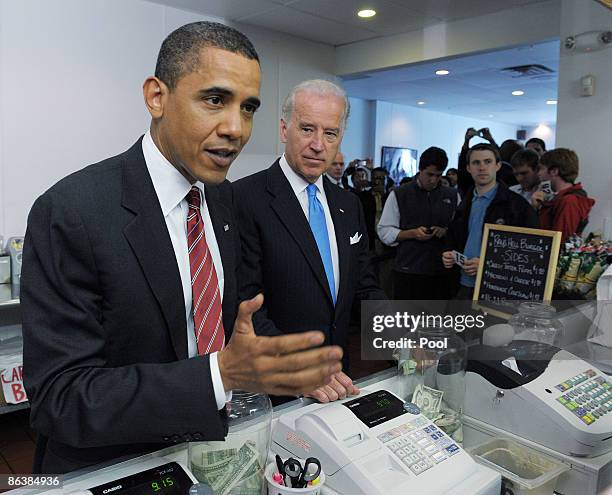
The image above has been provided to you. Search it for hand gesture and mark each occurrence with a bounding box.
[218,295,343,396]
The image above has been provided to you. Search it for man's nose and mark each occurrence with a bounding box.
[309,131,325,152]
[217,107,243,140]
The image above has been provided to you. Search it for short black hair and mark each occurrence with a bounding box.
[371,167,388,175]
[499,139,523,163]
[510,148,539,170]
[467,143,501,164]
[446,168,458,174]
[155,21,259,90]
[419,146,448,172]
[526,137,546,151]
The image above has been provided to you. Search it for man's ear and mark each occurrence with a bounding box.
[549,167,560,177]
[279,118,289,144]
[495,162,501,173]
[143,76,168,119]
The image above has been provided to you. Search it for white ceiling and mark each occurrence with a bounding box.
[148,0,559,126]
[342,40,560,126]
[147,0,551,46]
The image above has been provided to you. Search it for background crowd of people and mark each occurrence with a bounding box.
[331,128,596,300]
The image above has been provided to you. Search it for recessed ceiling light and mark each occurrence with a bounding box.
[512,90,525,96]
[435,69,450,76]
[417,101,426,105]
[546,99,558,105]
[357,9,376,18]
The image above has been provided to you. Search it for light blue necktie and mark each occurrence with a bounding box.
[306,183,336,304]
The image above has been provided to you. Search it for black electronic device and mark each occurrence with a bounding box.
[89,462,195,495]
[343,390,407,428]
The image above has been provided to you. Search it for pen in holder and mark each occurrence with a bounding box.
[265,461,325,495]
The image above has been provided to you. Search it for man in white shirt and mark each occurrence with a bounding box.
[326,151,345,187]
[22,22,342,474]
[509,148,541,204]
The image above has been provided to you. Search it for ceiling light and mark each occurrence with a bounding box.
[546,99,558,105]
[488,114,494,118]
[512,90,525,96]
[417,101,426,105]
[435,69,450,76]
[357,9,376,18]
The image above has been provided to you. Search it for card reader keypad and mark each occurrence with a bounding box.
[555,370,612,425]
[377,416,460,476]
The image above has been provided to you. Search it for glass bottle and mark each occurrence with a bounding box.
[188,391,272,495]
[397,326,467,444]
[508,302,564,347]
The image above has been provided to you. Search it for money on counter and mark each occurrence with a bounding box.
[190,441,263,495]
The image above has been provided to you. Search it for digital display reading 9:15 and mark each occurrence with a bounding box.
[151,477,174,493]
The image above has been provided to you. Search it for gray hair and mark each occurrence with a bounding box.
[281,79,350,132]
[155,21,259,90]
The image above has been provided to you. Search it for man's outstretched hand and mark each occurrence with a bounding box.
[218,295,343,396]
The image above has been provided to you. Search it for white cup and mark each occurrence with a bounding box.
[265,461,325,495]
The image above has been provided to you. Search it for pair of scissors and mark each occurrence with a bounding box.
[282,457,322,488]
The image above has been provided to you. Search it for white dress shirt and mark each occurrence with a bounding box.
[279,155,340,299]
[142,131,228,410]
[377,190,401,247]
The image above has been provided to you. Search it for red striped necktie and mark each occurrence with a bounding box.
[186,186,224,355]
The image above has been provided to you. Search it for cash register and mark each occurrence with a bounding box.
[272,389,500,495]
[465,341,612,457]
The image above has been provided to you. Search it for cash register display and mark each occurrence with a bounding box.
[89,462,193,495]
[343,390,406,427]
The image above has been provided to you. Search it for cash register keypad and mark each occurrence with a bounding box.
[555,370,612,425]
[377,416,459,476]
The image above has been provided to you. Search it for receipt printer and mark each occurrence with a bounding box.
[272,389,500,495]
[466,342,612,457]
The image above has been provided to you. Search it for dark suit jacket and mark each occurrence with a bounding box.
[233,161,386,363]
[21,138,239,473]
[354,190,388,250]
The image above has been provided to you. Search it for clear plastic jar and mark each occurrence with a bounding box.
[397,326,467,444]
[509,302,564,347]
[188,391,272,495]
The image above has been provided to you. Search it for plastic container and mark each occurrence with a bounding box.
[265,462,325,495]
[468,438,569,495]
[397,325,467,444]
[509,302,564,347]
[189,391,272,494]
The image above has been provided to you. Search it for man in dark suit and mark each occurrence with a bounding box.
[234,80,386,404]
[21,22,342,474]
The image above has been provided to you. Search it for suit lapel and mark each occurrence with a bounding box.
[120,139,188,359]
[267,162,334,303]
[325,179,351,312]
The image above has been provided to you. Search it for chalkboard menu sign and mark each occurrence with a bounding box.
[473,224,561,317]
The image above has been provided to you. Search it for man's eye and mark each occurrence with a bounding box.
[243,104,257,114]
[206,96,223,105]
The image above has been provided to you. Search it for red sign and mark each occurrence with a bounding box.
[1,365,28,404]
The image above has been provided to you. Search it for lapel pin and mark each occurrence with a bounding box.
[224,224,229,231]
[339,208,345,213]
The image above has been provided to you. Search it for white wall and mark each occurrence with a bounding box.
[555,0,612,236]
[523,124,557,150]
[340,97,375,161]
[0,0,336,237]
[342,98,518,171]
